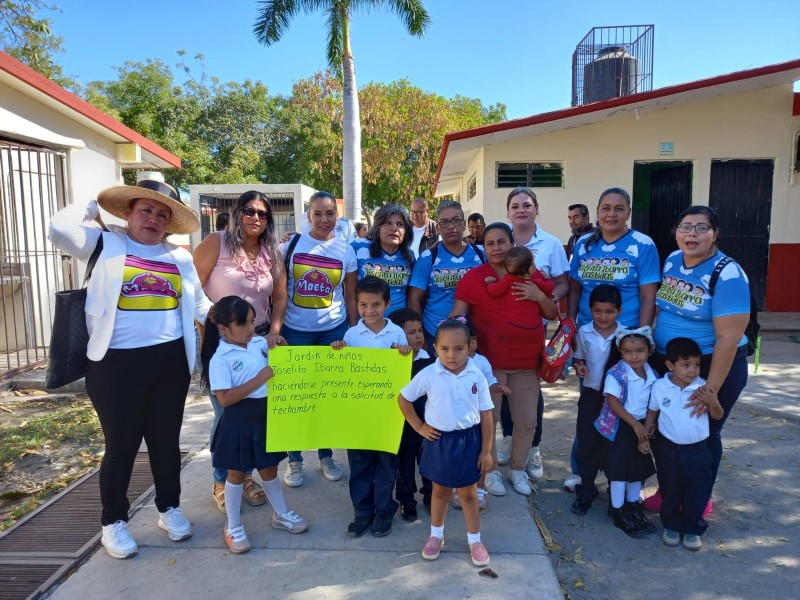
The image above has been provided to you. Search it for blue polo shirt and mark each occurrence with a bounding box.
[570,229,661,327]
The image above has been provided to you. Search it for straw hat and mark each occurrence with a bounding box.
[97,180,199,234]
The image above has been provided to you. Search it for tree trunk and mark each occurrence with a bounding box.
[341,19,362,222]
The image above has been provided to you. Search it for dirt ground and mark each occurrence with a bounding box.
[530,379,800,599]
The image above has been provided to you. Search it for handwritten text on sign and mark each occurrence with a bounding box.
[267,346,412,453]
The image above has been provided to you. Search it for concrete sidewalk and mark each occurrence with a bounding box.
[42,337,798,599]
[47,401,563,599]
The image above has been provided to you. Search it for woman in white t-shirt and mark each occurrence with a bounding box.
[272,191,358,488]
[48,181,212,560]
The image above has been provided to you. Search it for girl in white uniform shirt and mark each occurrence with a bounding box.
[398,318,494,567]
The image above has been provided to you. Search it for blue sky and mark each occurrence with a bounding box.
[48,0,798,119]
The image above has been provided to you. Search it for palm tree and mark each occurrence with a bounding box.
[254,0,430,222]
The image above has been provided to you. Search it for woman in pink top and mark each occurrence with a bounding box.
[194,190,287,511]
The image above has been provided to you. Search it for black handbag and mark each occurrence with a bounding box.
[45,235,104,389]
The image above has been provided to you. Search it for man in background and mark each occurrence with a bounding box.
[465,213,485,245]
[566,204,595,259]
[409,197,438,258]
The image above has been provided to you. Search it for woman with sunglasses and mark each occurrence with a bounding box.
[194,190,288,512]
[646,206,750,517]
[408,200,485,349]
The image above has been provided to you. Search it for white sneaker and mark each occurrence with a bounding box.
[272,510,309,533]
[224,524,251,554]
[508,469,533,496]
[284,461,304,487]
[496,436,512,466]
[320,457,342,481]
[563,473,581,492]
[477,486,489,513]
[526,447,544,480]
[101,520,138,559]
[157,506,192,542]
[484,470,507,496]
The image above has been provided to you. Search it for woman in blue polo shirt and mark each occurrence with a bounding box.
[351,204,415,311]
[407,200,484,349]
[649,206,749,515]
[568,187,661,328]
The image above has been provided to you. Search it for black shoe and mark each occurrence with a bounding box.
[611,505,647,538]
[571,498,591,516]
[628,501,657,533]
[372,515,393,537]
[347,515,374,538]
[422,495,432,512]
[399,504,418,522]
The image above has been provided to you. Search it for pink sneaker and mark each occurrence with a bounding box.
[469,541,490,567]
[642,488,662,512]
[703,498,713,519]
[422,536,444,560]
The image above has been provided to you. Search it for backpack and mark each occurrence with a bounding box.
[537,317,576,384]
[428,241,486,265]
[283,233,302,274]
[708,256,761,357]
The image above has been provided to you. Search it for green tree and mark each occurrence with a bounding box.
[0,1,75,87]
[253,0,431,222]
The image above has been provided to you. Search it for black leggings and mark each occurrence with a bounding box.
[86,338,189,525]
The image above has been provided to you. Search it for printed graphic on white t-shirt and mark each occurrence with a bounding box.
[118,256,181,311]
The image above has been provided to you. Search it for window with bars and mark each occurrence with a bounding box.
[467,174,477,199]
[495,162,564,188]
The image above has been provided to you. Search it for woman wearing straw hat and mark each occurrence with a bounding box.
[48,179,212,560]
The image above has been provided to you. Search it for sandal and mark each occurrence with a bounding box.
[212,482,226,513]
[242,475,267,506]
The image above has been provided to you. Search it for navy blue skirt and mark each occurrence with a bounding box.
[603,418,656,482]
[212,396,286,472]
[420,424,481,488]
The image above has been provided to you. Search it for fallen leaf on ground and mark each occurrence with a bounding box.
[573,578,585,589]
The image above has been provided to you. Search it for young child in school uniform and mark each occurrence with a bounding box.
[398,318,494,567]
[201,296,308,554]
[570,284,623,516]
[390,308,436,521]
[331,276,411,538]
[642,337,723,551]
[594,326,658,538]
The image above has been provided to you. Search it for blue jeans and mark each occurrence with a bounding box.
[281,320,350,464]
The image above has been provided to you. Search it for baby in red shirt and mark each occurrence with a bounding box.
[486,247,554,299]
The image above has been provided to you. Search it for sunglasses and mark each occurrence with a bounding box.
[241,206,270,220]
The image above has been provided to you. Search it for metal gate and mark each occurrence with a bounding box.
[709,159,773,309]
[0,139,67,378]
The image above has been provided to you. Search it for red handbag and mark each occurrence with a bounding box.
[537,317,576,384]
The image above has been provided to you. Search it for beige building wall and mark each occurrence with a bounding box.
[474,84,799,244]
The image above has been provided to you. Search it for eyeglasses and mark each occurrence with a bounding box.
[410,210,427,216]
[437,217,465,229]
[677,223,712,234]
[241,207,270,220]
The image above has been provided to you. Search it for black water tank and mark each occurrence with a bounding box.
[583,46,641,103]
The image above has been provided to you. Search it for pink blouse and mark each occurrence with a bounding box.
[203,232,273,327]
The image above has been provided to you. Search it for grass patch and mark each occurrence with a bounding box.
[0,401,101,464]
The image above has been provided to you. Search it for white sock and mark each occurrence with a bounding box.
[430,524,444,539]
[609,481,626,509]
[626,481,642,503]
[467,531,481,545]
[263,477,287,516]
[225,481,243,530]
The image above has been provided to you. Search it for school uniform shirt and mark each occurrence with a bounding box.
[280,234,357,332]
[573,321,621,391]
[520,225,570,279]
[400,358,493,432]
[209,336,269,398]
[470,352,498,387]
[603,361,659,420]
[570,229,661,327]
[648,374,709,444]
[342,319,408,350]
[408,243,485,335]
[110,238,183,349]
[351,239,412,311]
[654,249,750,355]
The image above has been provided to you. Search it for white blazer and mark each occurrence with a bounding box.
[48,203,212,372]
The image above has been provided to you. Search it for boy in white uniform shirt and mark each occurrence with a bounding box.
[331,276,411,539]
[642,337,723,551]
